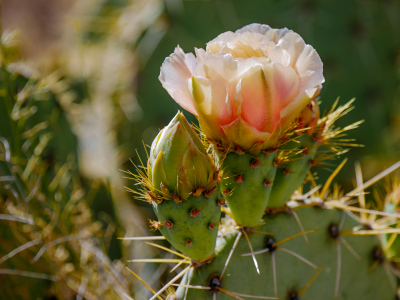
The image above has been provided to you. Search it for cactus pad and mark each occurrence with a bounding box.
[153,192,221,262]
[177,206,395,299]
[219,151,277,227]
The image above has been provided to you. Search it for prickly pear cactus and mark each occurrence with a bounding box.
[126,23,400,300]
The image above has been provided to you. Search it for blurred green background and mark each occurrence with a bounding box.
[1,0,399,299]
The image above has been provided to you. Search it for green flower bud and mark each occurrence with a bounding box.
[148,112,215,200]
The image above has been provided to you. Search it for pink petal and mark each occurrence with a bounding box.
[239,63,300,133]
[239,68,276,132]
[266,62,301,110]
[159,46,198,115]
[221,118,270,151]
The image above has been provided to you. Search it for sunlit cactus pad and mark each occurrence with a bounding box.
[176,206,395,300]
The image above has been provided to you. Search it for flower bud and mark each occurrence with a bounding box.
[148,112,215,200]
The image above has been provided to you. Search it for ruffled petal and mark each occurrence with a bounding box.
[274,31,307,67]
[237,24,291,44]
[236,23,272,35]
[295,44,324,91]
[206,31,236,54]
[159,46,198,115]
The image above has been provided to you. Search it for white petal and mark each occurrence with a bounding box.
[267,46,291,67]
[206,31,236,54]
[237,24,291,44]
[159,46,198,115]
[195,47,206,61]
[275,31,306,67]
[236,23,272,35]
[295,44,325,91]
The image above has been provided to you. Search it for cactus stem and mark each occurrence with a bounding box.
[251,159,260,168]
[235,174,243,183]
[165,220,174,228]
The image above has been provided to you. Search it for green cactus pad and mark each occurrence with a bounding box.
[154,192,221,262]
[268,136,318,208]
[220,151,277,227]
[177,206,395,299]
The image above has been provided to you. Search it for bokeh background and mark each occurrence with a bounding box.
[0,0,399,299]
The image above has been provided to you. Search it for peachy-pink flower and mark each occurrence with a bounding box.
[159,23,324,153]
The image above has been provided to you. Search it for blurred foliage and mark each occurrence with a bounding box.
[0,33,130,299]
[0,0,400,299]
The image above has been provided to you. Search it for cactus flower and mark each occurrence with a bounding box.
[148,112,215,200]
[159,23,324,153]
